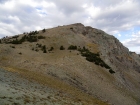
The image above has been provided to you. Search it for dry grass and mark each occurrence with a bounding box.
[86,43,99,53]
[3,66,109,105]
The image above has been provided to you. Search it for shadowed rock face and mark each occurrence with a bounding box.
[0,23,140,105]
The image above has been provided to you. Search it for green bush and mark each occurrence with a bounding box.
[11,46,15,48]
[11,39,22,44]
[68,45,77,50]
[32,48,34,50]
[19,52,22,55]
[79,47,113,73]
[109,69,115,74]
[48,47,54,51]
[43,49,47,53]
[41,45,47,53]
[12,35,19,39]
[35,49,39,52]
[27,36,37,42]
[38,36,45,39]
[28,31,38,35]
[42,45,46,50]
[60,46,65,50]
[42,28,46,33]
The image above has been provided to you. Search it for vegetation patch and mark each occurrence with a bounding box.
[42,28,46,33]
[48,47,54,51]
[68,45,77,50]
[38,35,45,39]
[78,46,115,74]
[60,46,65,50]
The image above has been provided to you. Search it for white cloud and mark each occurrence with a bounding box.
[122,31,140,53]
[0,0,140,53]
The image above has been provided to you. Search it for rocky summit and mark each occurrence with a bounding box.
[0,23,140,105]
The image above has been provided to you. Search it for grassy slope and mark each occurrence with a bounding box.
[0,24,139,105]
[2,66,108,105]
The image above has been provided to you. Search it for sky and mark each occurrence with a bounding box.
[0,0,140,53]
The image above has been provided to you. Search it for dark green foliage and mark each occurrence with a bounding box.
[11,39,22,44]
[42,45,47,53]
[43,49,47,53]
[38,36,45,39]
[35,49,39,52]
[12,35,19,39]
[19,52,22,55]
[28,31,39,35]
[109,69,115,74]
[48,47,54,51]
[78,46,89,53]
[10,35,37,44]
[60,46,65,50]
[68,45,77,50]
[79,47,112,71]
[36,43,42,48]
[42,28,46,33]
[32,48,34,50]
[19,35,27,43]
[0,39,1,44]
[42,45,46,50]
[11,46,15,48]
[27,36,37,42]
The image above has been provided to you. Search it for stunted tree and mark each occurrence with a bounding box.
[42,28,46,33]
[60,46,65,50]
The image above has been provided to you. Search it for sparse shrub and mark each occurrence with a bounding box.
[68,45,77,50]
[43,49,47,53]
[42,28,46,33]
[27,36,37,42]
[12,35,19,39]
[42,45,46,50]
[48,47,54,51]
[37,43,42,48]
[35,30,39,34]
[38,36,45,39]
[11,46,15,48]
[109,69,115,74]
[42,45,47,53]
[28,31,38,35]
[11,39,22,44]
[20,35,27,42]
[19,52,22,55]
[35,49,39,52]
[60,46,65,50]
[12,102,20,105]
[70,27,73,30]
[78,47,114,73]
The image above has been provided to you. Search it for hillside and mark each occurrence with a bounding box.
[0,23,140,105]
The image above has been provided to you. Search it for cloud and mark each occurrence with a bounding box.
[1,0,140,36]
[0,0,140,53]
[122,31,140,47]
[84,0,140,34]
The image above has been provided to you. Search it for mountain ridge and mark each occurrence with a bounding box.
[0,23,140,105]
